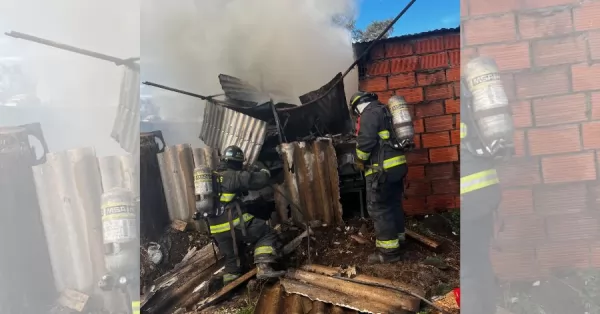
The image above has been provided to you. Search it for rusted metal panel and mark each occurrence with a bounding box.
[157,144,196,223]
[33,147,106,294]
[111,67,140,154]
[199,100,267,166]
[274,138,343,225]
[254,283,358,314]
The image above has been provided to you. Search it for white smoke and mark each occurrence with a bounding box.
[141,0,359,122]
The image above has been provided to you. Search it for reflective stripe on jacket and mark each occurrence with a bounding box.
[460,169,499,195]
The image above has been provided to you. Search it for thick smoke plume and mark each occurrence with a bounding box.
[142,0,359,123]
[0,0,140,155]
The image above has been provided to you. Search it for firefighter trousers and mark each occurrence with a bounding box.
[461,185,501,314]
[212,216,281,275]
[365,164,407,255]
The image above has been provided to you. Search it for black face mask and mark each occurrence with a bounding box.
[223,160,243,171]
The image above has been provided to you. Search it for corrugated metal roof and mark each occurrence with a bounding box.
[199,100,268,166]
[273,138,343,225]
[110,67,140,155]
[354,27,460,46]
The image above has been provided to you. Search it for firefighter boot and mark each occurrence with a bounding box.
[222,273,240,286]
[367,250,402,264]
[256,263,286,280]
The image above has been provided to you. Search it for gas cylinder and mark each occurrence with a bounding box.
[464,56,514,156]
[101,187,138,275]
[386,95,415,150]
[194,165,216,218]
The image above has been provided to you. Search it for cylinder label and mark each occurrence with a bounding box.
[102,204,137,243]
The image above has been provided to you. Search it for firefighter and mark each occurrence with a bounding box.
[460,78,504,313]
[350,91,409,264]
[208,145,286,285]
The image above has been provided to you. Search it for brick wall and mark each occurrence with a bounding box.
[356,29,461,216]
[463,0,600,281]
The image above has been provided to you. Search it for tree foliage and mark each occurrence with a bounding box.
[334,15,395,43]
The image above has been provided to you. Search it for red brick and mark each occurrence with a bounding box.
[446,68,460,82]
[431,179,459,194]
[511,101,532,128]
[407,165,425,180]
[390,56,419,73]
[369,44,385,59]
[470,0,520,16]
[444,34,460,50]
[573,0,600,31]
[463,14,517,46]
[532,35,587,67]
[452,82,460,98]
[403,197,429,215]
[445,99,459,114]
[528,124,581,156]
[588,31,600,61]
[495,214,546,247]
[415,37,445,54]
[448,50,460,68]
[591,242,600,268]
[515,66,570,99]
[542,152,597,183]
[415,101,444,118]
[419,52,449,70]
[385,41,414,58]
[366,59,390,76]
[426,163,455,180]
[405,181,431,196]
[421,131,450,148]
[522,0,578,9]
[534,183,589,216]
[592,92,600,120]
[518,9,573,40]
[424,84,453,101]
[406,149,429,165]
[359,76,387,92]
[532,93,587,127]
[491,248,544,281]
[547,213,600,241]
[429,146,458,163]
[374,91,394,104]
[413,134,421,149]
[499,188,534,216]
[497,158,542,187]
[513,130,526,157]
[478,42,530,71]
[450,130,460,145]
[537,240,591,271]
[583,121,600,149]
[500,73,517,101]
[388,73,416,89]
[461,47,479,64]
[424,115,454,132]
[572,63,600,92]
[413,118,424,133]
[417,71,446,86]
[426,194,456,210]
[395,87,424,103]
[460,0,468,17]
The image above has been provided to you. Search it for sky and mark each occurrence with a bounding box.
[355,0,460,37]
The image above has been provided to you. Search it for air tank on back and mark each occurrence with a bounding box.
[194,165,215,218]
[387,95,415,150]
[463,56,514,150]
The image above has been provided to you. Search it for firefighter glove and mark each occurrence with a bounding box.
[355,160,365,171]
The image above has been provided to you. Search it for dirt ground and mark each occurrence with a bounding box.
[140,212,461,314]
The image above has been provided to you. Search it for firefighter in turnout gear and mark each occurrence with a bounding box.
[208,146,285,285]
[460,56,513,313]
[351,91,410,264]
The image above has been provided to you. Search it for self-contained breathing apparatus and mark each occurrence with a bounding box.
[462,56,515,159]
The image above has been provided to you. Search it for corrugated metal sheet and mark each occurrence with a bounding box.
[274,138,343,225]
[199,100,267,166]
[31,147,133,312]
[218,74,270,106]
[157,144,196,223]
[33,147,106,293]
[110,66,140,154]
[254,283,357,314]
